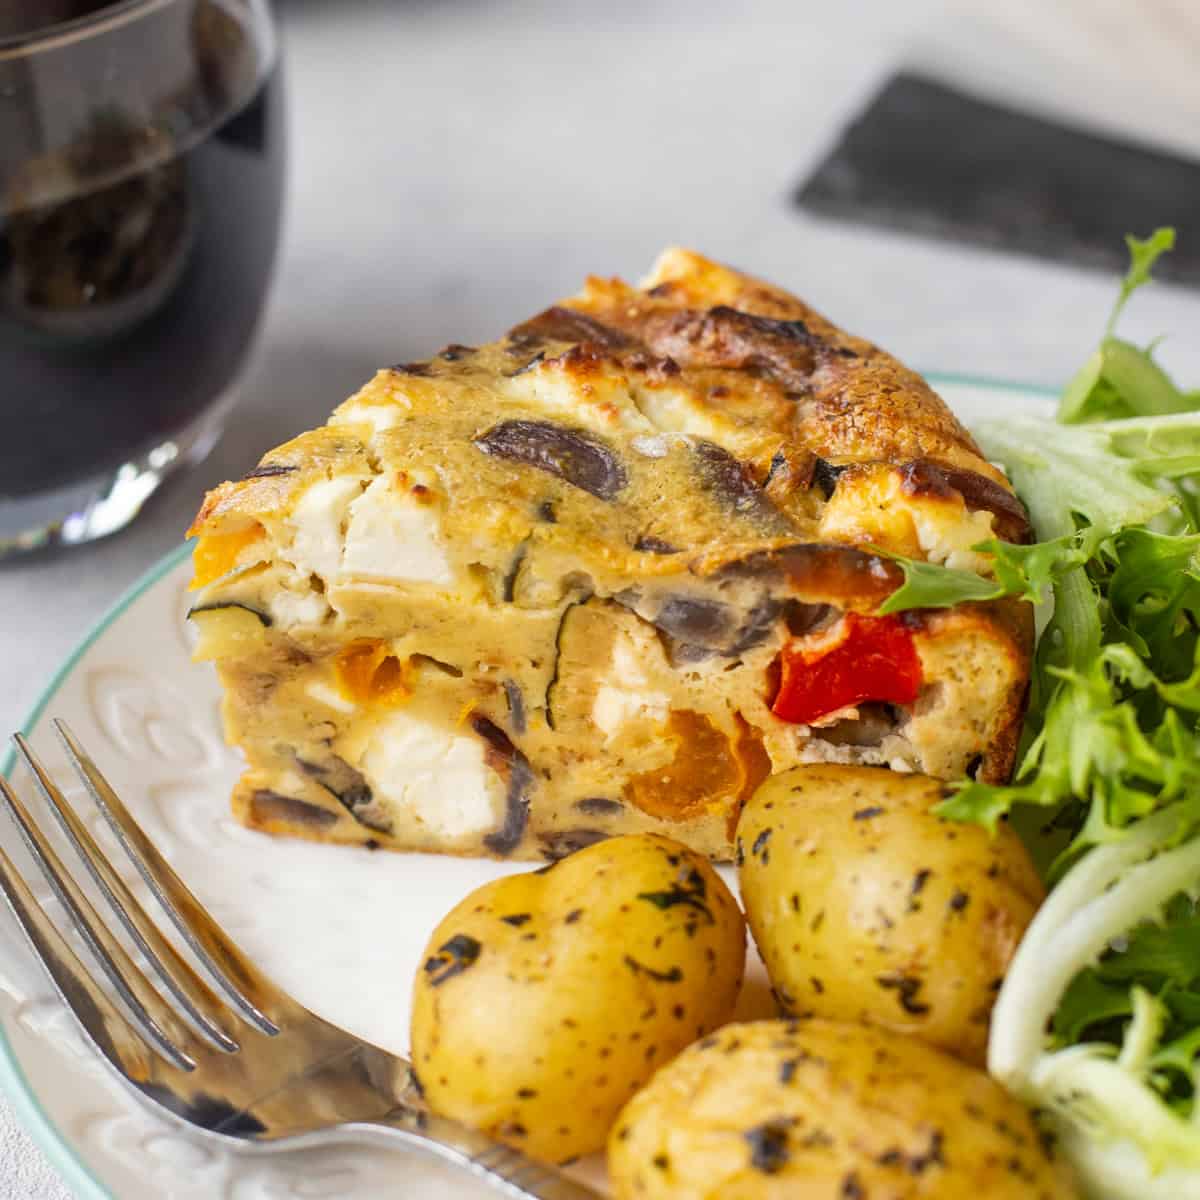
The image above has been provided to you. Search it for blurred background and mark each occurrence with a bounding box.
[2,0,1200,1192]
[244,0,1200,445]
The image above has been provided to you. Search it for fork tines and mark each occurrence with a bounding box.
[0,720,277,1078]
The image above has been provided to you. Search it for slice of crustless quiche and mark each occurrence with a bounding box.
[187,249,1033,862]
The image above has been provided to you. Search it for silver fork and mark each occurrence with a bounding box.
[0,720,599,1199]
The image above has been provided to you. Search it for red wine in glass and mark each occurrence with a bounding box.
[0,0,285,555]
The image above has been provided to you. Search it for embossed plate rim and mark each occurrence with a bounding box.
[0,540,192,1200]
[0,375,1056,1199]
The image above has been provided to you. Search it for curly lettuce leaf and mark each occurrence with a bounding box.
[1111,229,1179,337]
[1053,968,1134,1045]
[973,413,1177,538]
[879,411,1188,620]
[1049,891,1200,1126]
[941,529,1200,837]
[1099,412,1200,480]
[885,231,1200,843]
[978,230,1200,1199]
[1059,229,1192,424]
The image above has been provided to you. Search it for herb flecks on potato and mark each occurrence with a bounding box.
[410,833,745,1162]
[608,1018,1080,1199]
[737,765,1043,1064]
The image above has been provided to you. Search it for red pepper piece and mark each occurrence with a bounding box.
[771,612,923,725]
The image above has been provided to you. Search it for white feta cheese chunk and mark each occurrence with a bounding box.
[590,630,670,741]
[305,681,357,714]
[269,588,330,628]
[631,384,725,440]
[911,505,996,574]
[817,466,999,576]
[631,434,670,459]
[353,711,505,840]
[592,685,670,741]
[341,475,456,586]
[285,476,363,580]
[504,371,654,433]
[334,399,408,432]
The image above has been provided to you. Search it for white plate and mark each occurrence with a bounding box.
[0,378,1053,1199]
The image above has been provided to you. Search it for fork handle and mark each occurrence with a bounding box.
[353,1108,602,1199]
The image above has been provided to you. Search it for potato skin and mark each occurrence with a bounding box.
[736,765,1043,1064]
[410,833,745,1162]
[608,1018,1080,1200]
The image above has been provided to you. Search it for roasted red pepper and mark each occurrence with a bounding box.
[771,612,923,725]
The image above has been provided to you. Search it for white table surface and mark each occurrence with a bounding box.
[3,0,1200,1195]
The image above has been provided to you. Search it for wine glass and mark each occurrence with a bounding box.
[0,0,284,556]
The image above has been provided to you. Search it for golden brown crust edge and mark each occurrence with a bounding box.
[909,597,1034,785]
[577,246,1012,488]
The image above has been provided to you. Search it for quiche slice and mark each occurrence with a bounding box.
[187,249,1032,861]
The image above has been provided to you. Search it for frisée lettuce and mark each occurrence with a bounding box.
[884,231,1200,851]
[901,231,1200,1198]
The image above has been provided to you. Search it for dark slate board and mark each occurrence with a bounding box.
[796,72,1200,287]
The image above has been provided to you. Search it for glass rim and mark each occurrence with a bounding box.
[0,0,180,59]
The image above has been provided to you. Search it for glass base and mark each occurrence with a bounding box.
[0,389,234,560]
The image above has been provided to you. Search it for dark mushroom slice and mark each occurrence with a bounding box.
[653,594,736,647]
[474,420,628,501]
[574,797,624,815]
[544,592,593,730]
[616,590,782,658]
[248,790,340,831]
[187,600,273,627]
[763,451,790,489]
[633,534,681,555]
[809,456,847,499]
[607,592,711,666]
[899,459,1033,545]
[692,440,794,534]
[503,679,527,736]
[713,542,903,610]
[538,829,611,862]
[654,631,716,668]
[409,653,463,678]
[471,715,534,856]
[242,463,296,480]
[783,600,839,636]
[810,702,900,748]
[726,597,784,655]
[501,539,529,603]
[508,305,635,351]
[637,304,821,393]
[296,754,392,834]
[506,350,545,377]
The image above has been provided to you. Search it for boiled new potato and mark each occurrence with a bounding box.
[608,1018,1080,1199]
[737,765,1043,1064]
[410,833,745,1162]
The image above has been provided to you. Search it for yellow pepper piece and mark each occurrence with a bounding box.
[334,640,412,707]
[190,524,265,590]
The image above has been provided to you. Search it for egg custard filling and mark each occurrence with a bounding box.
[186,249,1032,860]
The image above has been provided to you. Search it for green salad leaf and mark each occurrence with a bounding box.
[1058,228,1193,424]
[879,413,1186,620]
[924,231,1200,1195]
[879,229,1200,847]
[876,258,1200,1171]
[1050,892,1200,1118]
